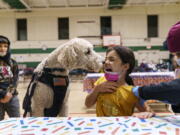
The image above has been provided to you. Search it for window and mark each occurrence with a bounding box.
[100,16,112,36]
[17,19,27,40]
[58,18,69,39]
[147,15,158,38]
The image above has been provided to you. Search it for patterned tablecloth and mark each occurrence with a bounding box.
[0,116,179,135]
[83,72,175,93]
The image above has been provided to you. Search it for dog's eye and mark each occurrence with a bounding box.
[85,48,91,55]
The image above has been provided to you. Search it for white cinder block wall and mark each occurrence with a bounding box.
[0,4,179,67]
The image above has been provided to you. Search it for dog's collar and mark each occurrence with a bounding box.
[43,67,66,73]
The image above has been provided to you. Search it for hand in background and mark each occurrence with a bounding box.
[132,112,155,119]
[0,92,12,103]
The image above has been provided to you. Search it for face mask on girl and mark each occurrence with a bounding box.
[104,70,124,82]
[105,71,119,81]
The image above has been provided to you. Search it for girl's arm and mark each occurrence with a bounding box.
[85,87,99,108]
[85,81,118,108]
[132,102,155,119]
[132,111,155,119]
[135,102,153,112]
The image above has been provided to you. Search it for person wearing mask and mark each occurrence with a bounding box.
[0,35,20,120]
[133,21,180,113]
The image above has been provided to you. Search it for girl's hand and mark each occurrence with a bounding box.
[132,112,155,119]
[94,81,118,93]
[0,92,12,103]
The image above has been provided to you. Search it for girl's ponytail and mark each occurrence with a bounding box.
[125,73,134,85]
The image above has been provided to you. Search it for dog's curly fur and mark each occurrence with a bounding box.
[25,38,103,117]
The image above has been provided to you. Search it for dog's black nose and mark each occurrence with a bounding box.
[102,61,105,64]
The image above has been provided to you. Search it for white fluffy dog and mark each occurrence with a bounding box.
[23,38,103,117]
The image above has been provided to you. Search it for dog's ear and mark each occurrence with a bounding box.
[57,45,78,67]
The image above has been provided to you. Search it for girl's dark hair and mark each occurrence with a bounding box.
[107,46,135,85]
[0,35,11,65]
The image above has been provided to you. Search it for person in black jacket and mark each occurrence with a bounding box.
[133,21,180,113]
[0,35,20,120]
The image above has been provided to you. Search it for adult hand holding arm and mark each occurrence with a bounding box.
[85,81,118,108]
[132,79,180,113]
[132,79,180,105]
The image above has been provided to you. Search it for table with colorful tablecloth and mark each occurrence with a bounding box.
[83,72,175,105]
[83,72,175,92]
[0,116,179,135]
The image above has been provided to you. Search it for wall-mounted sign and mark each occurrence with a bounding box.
[103,35,121,46]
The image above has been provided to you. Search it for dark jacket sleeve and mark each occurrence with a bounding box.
[0,90,7,99]
[139,78,180,105]
[11,59,19,89]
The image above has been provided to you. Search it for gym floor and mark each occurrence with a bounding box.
[8,75,173,119]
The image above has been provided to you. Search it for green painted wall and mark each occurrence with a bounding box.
[18,62,40,67]
[14,45,167,68]
[11,48,54,54]
[12,45,166,54]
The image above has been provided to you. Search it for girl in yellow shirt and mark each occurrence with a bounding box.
[85,46,154,118]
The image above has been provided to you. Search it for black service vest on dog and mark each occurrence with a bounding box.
[39,72,69,116]
[23,69,69,117]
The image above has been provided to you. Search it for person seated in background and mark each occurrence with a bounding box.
[85,46,154,118]
[139,59,149,72]
[147,61,157,72]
